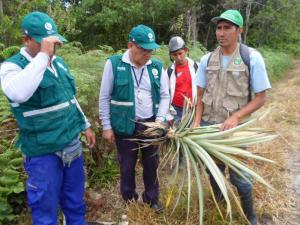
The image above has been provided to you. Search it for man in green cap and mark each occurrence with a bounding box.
[193,9,271,225]
[0,11,98,225]
[99,24,170,213]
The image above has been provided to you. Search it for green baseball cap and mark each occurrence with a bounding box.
[211,9,244,27]
[21,11,67,43]
[129,24,160,50]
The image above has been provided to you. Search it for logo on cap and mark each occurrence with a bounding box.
[148,33,154,42]
[44,22,53,31]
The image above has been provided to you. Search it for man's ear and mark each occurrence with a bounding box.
[128,42,133,49]
[238,27,244,34]
[22,36,30,46]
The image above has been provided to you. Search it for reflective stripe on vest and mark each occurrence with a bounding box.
[110,100,134,106]
[23,98,76,117]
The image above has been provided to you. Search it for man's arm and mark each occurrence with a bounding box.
[99,60,115,143]
[220,91,266,131]
[0,54,49,103]
[0,36,61,103]
[192,87,205,127]
[155,69,171,122]
[192,53,210,127]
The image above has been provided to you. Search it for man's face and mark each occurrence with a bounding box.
[128,42,153,67]
[216,20,242,48]
[170,48,188,66]
[23,36,41,57]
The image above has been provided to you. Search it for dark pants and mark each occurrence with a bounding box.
[172,105,183,127]
[208,164,257,224]
[202,120,257,224]
[115,119,160,205]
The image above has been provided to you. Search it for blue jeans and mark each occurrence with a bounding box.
[202,120,257,224]
[24,154,86,225]
[172,105,183,127]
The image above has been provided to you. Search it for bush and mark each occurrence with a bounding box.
[259,47,293,81]
[0,46,20,62]
[0,94,25,223]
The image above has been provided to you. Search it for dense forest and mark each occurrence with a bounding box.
[0,0,300,53]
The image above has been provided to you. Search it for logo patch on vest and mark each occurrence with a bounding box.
[152,68,158,77]
[117,66,126,71]
[234,58,242,65]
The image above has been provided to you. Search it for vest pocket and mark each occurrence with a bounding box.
[110,104,134,136]
[38,79,58,107]
[222,97,239,113]
[202,94,213,122]
[114,79,130,100]
[205,70,218,92]
[64,72,76,95]
[226,69,249,97]
[31,109,69,145]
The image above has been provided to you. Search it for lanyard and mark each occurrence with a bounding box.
[132,66,144,88]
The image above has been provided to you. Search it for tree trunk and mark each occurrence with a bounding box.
[191,7,198,46]
[0,0,3,17]
[244,0,253,44]
[185,7,198,45]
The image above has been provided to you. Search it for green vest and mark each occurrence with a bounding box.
[109,54,162,136]
[5,53,86,156]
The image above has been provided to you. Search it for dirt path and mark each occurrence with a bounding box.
[281,60,300,224]
[263,59,300,225]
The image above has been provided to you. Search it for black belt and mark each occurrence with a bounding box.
[136,116,155,123]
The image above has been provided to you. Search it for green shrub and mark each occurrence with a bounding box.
[0,43,5,51]
[0,46,20,62]
[259,47,293,81]
[0,94,25,223]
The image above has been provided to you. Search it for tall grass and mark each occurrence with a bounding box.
[259,47,293,81]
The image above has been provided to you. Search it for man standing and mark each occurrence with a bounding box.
[0,11,96,225]
[166,36,198,125]
[193,10,271,225]
[99,24,170,213]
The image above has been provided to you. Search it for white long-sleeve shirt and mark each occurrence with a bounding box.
[0,47,90,128]
[99,50,170,130]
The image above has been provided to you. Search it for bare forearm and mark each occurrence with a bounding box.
[193,87,205,126]
[233,91,266,120]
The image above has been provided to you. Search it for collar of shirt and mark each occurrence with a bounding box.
[122,49,152,68]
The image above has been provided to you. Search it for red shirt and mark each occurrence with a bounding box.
[172,62,193,107]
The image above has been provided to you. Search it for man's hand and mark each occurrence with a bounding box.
[40,36,62,58]
[84,128,96,148]
[191,120,201,128]
[220,113,240,131]
[102,129,115,144]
